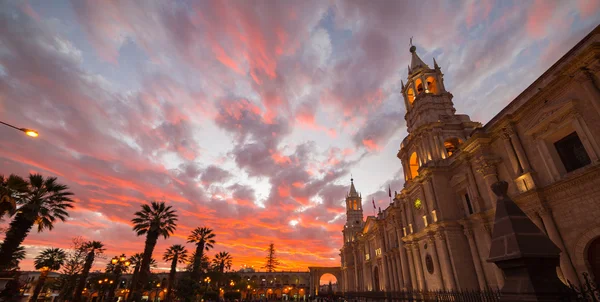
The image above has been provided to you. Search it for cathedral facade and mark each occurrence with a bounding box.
[340,25,600,292]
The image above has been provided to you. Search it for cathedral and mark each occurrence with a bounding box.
[340,25,600,292]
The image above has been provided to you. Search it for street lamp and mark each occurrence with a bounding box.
[107,254,130,302]
[0,121,38,137]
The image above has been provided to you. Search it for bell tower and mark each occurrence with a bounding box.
[343,177,363,244]
[398,43,481,181]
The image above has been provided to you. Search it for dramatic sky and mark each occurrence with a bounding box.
[1,0,599,276]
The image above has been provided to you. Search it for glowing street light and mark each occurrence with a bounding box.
[0,121,38,137]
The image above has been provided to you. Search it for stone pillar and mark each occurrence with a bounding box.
[538,207,580,287]
[412,242,426,290]
[466,163,485,212]
[487,181,571,301]
[397,232,411,290]
[576,69,600,118]
[404,243,418,290]
[389,253,398,291]
[434,231,457,290]
[353,250,359,291]
[474,156,499,208]
[507,127,531,172]
[463,226,488,289]
[427,234,444,289]
[501,129,522,175]
[395,251,404,290]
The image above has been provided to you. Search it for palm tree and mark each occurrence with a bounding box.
[3,245,26,271]
[72,241,104,302]
[163,245,188,302]
[30,248,66,302]
[127,253,157,298]
[0,174,28,218]
[0,174,74,270]
[187,227,215,278]
[212,251,232,274]
[129,201,177,301]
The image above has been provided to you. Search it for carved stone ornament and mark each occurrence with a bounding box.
[474,156,498,176]
[501,126,515,139]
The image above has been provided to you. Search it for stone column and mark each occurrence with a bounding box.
[397,230,411,290]
[382,255,390,291]
[466,163,485,212]
[435,134,449,159]
[353,250,360,291]
[395,251,405,290]
[576,69,600,118]
[404,243,418,290]
[463,226,487,289]
[507,126,531,172]
[427,234,444,289]
[501,129,522,175]
[388,253,397,291]
[474,156,500,208]
[538,207,580,286]
[412,242,426,290]
[435,231,457,290]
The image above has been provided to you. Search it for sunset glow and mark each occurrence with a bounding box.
[0,0,599,273]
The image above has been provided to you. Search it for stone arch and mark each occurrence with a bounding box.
[308,267,342,296]
[444,137,463,157]
[574,225,600,281]
[415,78,424,95]
[409,152,419,178]
[407,87,415,104]
[426,76,438,94]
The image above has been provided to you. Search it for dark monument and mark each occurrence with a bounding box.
[487,181,571,301]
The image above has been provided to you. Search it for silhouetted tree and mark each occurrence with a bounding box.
[129,201,177,301]
[187,227,215,279]
[263,243,279,273]
[0,174,74,270]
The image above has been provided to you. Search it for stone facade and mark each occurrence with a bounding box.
[340,25,600,292]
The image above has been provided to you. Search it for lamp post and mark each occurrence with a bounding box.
[204,277,211,291]
[153,282,162,302]
[0,121,38,137]
[107,254,130,302]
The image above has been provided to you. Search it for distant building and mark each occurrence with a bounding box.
[341,25,600,292]
[238,271,309,300]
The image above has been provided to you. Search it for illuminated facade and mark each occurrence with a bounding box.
[341,26,600,292]
[238,271,309,300]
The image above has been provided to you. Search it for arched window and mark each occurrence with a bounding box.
[353,200,357,210]
[444,137,463,156]
[407,88,415,104]
[426,76,438,94]
[415,78,424,94]
[409,152,419,178]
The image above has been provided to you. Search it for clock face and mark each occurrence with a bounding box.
[414,198,422,210]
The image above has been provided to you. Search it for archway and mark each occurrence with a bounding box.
[319,273,337,295]
[426,76,438,94]
[407,88,415,104]
[308,267,342,296]
[373,266,380,291]
[409,152,419,178]
[415,78,424,95]
[444,137,463,157]
[588,237,600,280]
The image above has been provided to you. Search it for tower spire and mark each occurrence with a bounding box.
[349,177,359,198]
[409,44,429,72]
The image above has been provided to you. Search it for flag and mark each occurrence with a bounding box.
[372,198,376,209]
[388,185,392,198]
